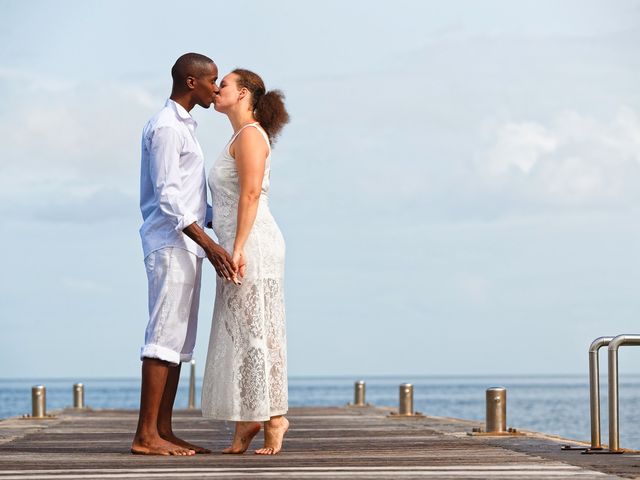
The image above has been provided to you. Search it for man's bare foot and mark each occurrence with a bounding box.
[159,431,211,454]
[131,435,195,456]
[255,416,289,455]
[222,421,262,454]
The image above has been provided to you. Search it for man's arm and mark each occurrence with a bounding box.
[183,223,236,281]
[149,126,198,230]
[148,126,236,280]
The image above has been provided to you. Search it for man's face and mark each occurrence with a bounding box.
[192,62,219,108]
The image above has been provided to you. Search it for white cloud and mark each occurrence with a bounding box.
[478,107,640,206]
[0,67,76,93]
[30,186,137,223]
[0,73,161,178]
[0,75,163,222]
[486,122,557,175]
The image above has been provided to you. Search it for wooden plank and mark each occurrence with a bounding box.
[0,406,628,479]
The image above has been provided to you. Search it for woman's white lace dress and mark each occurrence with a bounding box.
[201,123,288,421]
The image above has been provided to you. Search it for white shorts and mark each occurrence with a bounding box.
[141,247,203,365]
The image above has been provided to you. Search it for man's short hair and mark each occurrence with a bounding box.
[171,53,215,84]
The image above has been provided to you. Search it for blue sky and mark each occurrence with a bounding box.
[1,0,640,379]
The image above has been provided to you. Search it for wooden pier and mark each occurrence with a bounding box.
[1,406,639,479]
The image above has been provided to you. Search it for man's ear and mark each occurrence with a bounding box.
[186,76,196,91]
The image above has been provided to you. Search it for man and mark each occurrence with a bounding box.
[132,53,236,456]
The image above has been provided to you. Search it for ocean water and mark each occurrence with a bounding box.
[2,375,640,450]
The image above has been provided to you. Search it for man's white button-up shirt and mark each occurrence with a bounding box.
[139,99,212,259]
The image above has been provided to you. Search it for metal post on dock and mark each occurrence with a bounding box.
[570,334,640,454]
[486,387,506,433]
[399,383,414,415]
[31,385,46,418]
[73,383,85,409]
[588,337,612,449]
[607,334,640,452]
[353,380,366,406]
[563,336,613,451]
[470,387,517,435]
[389,383,423,417]
[188,360,196,409]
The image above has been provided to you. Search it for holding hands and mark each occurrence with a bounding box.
[183,223,240,283]
[232,249,247,281]
[206,243,238,283]
[208,244,244,286]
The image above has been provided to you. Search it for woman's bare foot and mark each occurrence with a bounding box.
[255,416,289,455]
[222,421,261,454]
[159,431,211,454]
[131,435,195,456]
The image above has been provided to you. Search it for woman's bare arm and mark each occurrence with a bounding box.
[231,127,269,277]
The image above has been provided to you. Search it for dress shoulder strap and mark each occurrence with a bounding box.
[228,122,271,153]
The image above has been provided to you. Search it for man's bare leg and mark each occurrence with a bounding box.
[131,358,195,455]
[255,416,289,455]
[222,421,261,454]
[157,363,211,454]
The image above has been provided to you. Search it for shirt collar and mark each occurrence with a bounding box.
[166,99,197,127]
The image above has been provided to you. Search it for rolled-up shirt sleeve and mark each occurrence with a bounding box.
[148,126,198,232]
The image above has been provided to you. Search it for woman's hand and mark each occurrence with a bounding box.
[232,249,246,283]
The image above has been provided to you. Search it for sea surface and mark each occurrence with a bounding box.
[2,375,640,450]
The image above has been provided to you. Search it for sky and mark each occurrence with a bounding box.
[1,0,640,379]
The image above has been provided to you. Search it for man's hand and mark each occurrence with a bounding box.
[206,243,237,281]
[182,222,237,281]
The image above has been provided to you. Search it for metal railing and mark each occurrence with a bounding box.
[569,334,640,454]
[606,334,640,452]
[588,336,613,450]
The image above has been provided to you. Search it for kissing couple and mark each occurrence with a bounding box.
[132,52,289,456]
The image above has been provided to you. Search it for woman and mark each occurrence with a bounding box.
[201,69,290,455]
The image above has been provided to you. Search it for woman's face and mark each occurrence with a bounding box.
[214,73,243,113]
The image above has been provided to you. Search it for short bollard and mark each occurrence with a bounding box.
[353,380,366,406]
[469,387,518,435]
[388,383,424,417]
[188,360,196,409]
[31,385,46,418]
[399,383,414,415]
[73,383,85,409]
[486,387,507,433]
